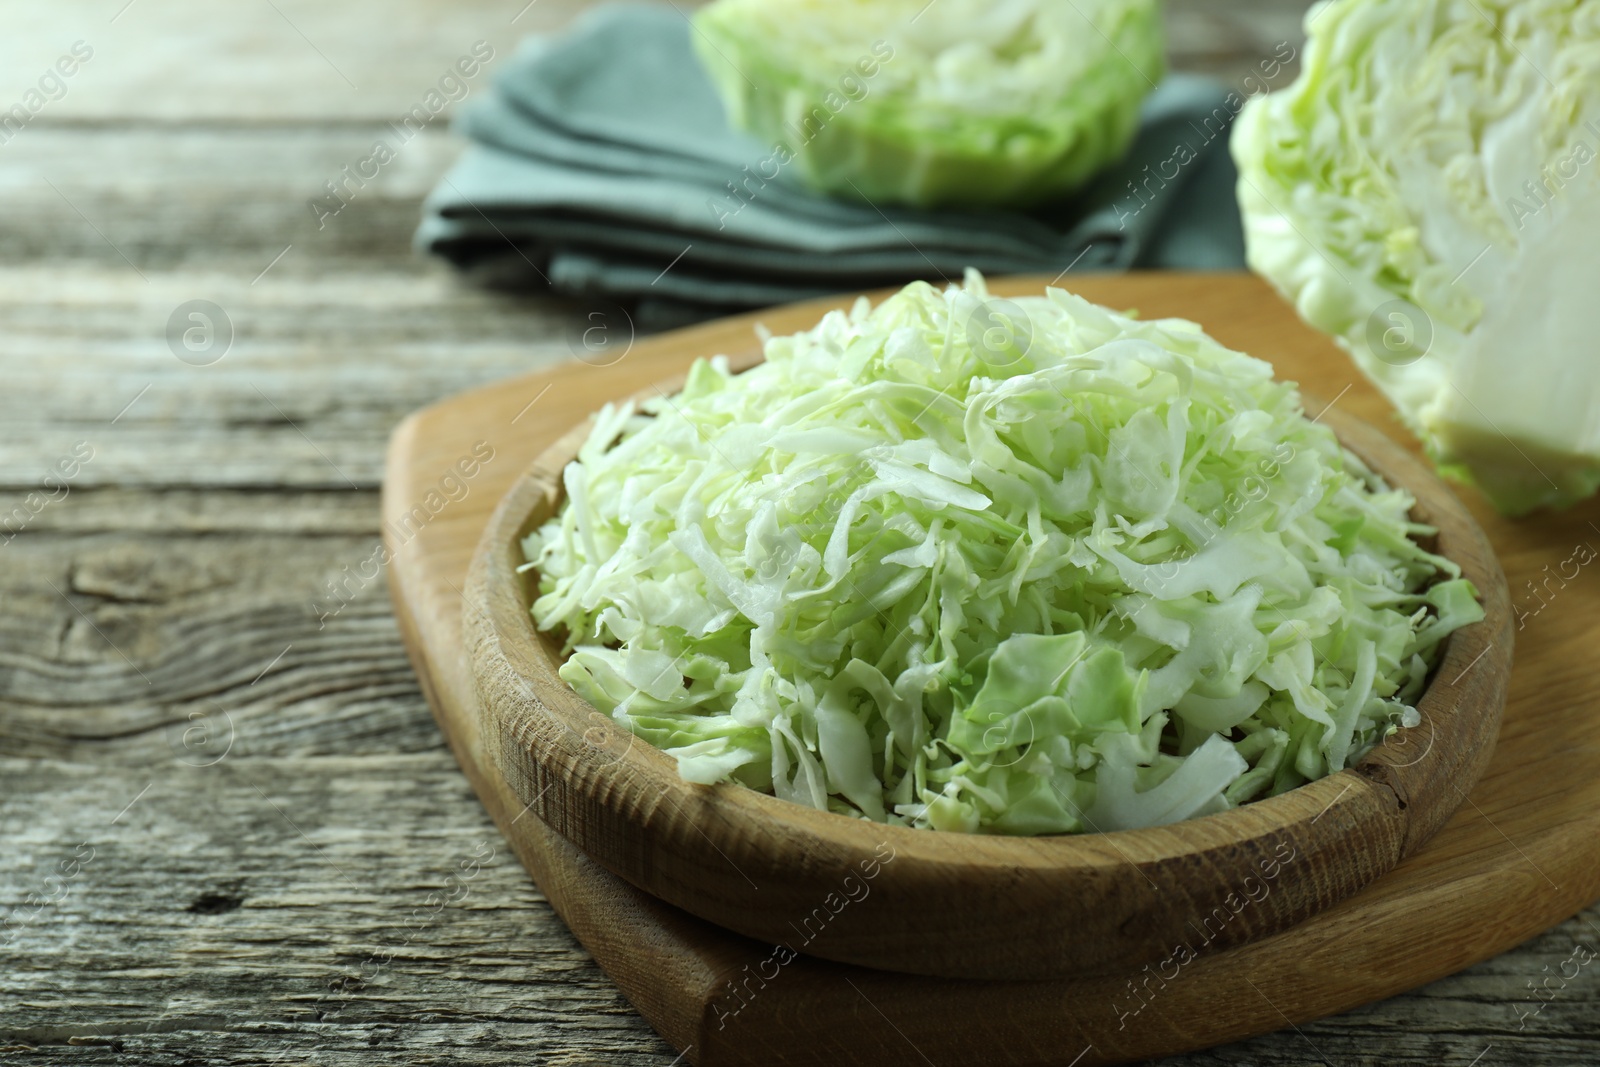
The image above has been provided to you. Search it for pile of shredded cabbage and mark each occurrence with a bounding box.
[524,274,1483,835]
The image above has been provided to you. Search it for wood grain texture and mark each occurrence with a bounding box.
[0,0,1300,126]
[7,0,1599,1063]
[2,0,608,123]
[462,310,1511,981]
[390,274,1593,1065]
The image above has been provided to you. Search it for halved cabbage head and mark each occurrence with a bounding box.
[524,273,1482,835]
[1233,0,1600,515]
[690,0,1165,208]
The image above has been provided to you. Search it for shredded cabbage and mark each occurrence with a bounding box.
[524,273,1483,835]
[690,0,1164,208]
[1232,0,1600,515]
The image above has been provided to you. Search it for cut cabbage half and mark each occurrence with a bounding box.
[1233,0,1600,515]
[690,0,1165,208]
[524,273,1482,835]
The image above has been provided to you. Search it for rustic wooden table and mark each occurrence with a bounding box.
[3,2,1594,1064]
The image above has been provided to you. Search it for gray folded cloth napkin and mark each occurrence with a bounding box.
[417,1,1246,315]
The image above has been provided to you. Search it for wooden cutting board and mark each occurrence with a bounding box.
[383,273,1600,1067]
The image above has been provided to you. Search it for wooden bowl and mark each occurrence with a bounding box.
[464,358,1511,982]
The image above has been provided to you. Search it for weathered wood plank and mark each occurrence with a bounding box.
[0,539,429,761]
[0,263,585,488]
[0,130,461,264]
[0,0,1301,128]
[2,752,1596,1064]
[0,0,603,123]
[1166,0,1311,79]
[0,489,380,535]
[0,755,677,1065]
